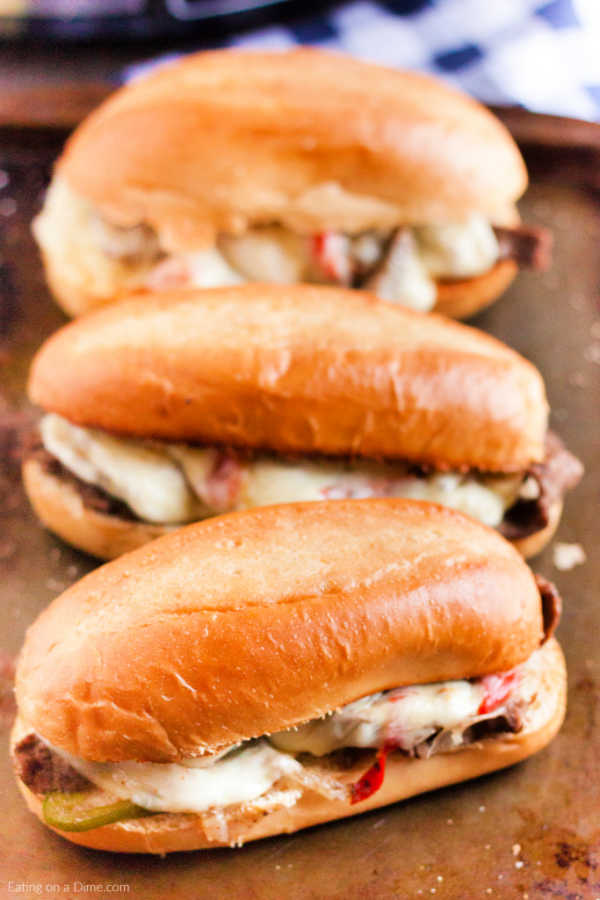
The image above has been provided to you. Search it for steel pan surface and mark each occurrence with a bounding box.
[0,120,598,899]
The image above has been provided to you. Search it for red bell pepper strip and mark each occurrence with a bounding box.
[477,671,517,716]
[350,740,400,805]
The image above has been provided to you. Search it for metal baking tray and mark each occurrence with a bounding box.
[0,109,598,898]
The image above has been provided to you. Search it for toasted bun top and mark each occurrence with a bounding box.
[16,499,547,762]
[28,284,547,472]
[56,49,526,248]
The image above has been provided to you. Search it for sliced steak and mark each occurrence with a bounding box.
[500,431,583,541]
[532,431,584,507]
[535,574,562,644]
[412,698,525,761]
[31,446,138,521]
[494,224,553,271]
[13,733,90,794]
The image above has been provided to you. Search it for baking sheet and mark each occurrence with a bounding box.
[0,117,598,899]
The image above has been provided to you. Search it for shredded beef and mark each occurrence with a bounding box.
[494,224,553,270]
[32,446,139,521]
[413,704,525,761]
[530,432,584,506]
[500,431,583,541]
[500,498,547,542]
[297,699,525,780]
[535,574,562,644]
[13,733,90,794]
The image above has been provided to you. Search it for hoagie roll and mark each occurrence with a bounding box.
[24,284,582,559]
[12,499,566,853]
[33,50,551,318]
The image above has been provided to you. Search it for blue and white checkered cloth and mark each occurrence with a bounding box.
[126,0,600,122]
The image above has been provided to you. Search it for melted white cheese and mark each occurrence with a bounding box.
[185,249,243,288]
[47,662,522,814]
[146,248,242,291]
[365,231,436,311]
[41,414,522,527]
[218,227,312,283]
[54,740,301,814]
[415,215,500,279]
[240,461,521,527]
[270,679,486,756]
[146,220,499,311]
[41,414,205,524]
[37,182,500,312]
[384,471,517,528]
[239,458,371,508]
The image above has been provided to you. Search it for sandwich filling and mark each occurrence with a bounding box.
[34,179,551,313]
[13,643,553,839]
[41,413,525,529]
[37,414,582,539]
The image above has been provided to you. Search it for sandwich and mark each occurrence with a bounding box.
[33,49,551,319]
[12,499,566,853]
[23,284,582,560]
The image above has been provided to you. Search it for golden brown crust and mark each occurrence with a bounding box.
[56,50,526,250]
[12,640,566,853]
[22,455,558,562]
[36,51,526,319]
[16,498,546,762]
[28,284,548,472]
[434,260,518,319]
[35,234,136,320]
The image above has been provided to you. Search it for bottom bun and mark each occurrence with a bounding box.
[434,260,517,320]
[23,456,559,561]
[14,640,565,854]
[22,457,173,560]
[37,242,141,319]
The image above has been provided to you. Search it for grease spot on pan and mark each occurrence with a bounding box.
[514,810,600,896]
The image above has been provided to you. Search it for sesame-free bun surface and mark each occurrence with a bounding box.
[21,456,558,561]
[434,260,517,320]
[12,638,566,853]
[16,499,547,763]
[28,284,548,472]
[55,49,526,250]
